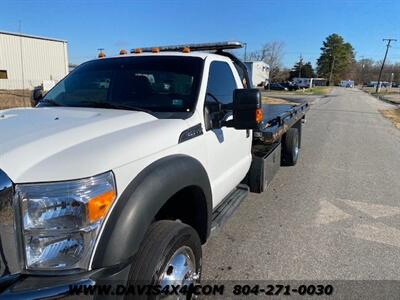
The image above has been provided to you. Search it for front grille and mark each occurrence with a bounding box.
[0,170,21,279]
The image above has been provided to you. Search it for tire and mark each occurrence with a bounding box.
[295,121,302,148]
[281,128,299,166]
[127,220,202,299]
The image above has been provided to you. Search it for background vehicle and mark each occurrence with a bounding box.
[281,81,299,91]
[265,82,289,91]
[0,41,308,298]
[340,80,354,88]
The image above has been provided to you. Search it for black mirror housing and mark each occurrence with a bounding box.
[31,88,44,106]
[231,88,262,129]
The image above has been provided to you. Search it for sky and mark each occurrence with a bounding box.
[1,0,400,68]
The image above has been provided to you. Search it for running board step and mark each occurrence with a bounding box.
[211,184,249,235]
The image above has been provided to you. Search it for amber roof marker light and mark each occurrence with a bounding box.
[97,48,106,59]
[119,49,127,55]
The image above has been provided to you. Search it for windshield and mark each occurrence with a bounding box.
[39,56,204,113]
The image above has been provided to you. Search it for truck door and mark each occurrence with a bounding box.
[203,60,252,207]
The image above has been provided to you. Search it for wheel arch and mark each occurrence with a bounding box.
[91,154,212,269]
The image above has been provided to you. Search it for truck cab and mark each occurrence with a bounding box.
[0,42,307,298]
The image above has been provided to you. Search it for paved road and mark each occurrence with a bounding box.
[203,87,400,280]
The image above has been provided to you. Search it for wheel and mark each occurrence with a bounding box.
[127,220,202,299]
[281,128,299,166]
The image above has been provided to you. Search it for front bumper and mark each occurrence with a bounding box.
[0,264,131,300]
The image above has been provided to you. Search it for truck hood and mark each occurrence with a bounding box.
[0,107,188,183]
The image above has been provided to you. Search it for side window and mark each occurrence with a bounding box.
[206,61,237,105]
[0,70,7,79]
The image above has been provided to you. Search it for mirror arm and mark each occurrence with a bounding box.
[221,119,234,128]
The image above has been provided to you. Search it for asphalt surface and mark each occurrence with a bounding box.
[203,87,400,280]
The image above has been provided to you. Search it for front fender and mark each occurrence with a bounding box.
[91,154,212,269]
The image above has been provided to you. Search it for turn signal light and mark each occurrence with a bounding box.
[119,49,127,55]
[87,190,116,223]
[134,48,142,54]
[255,108,263,123]
[183,47,190,53]
[152,47,160,53]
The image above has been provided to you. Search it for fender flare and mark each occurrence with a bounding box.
[91,154,212,268]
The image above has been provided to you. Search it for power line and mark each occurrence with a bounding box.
[376,38,397,92]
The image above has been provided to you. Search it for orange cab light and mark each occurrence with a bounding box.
[255,108,263,123]
[152,47,160,53]
[87,190,116,223]
[134,48,142,54]
[98,51,106,59]
[119,49,127,55]
[182,47,190,53]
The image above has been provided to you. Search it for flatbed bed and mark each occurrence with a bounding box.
[254,102,310,144]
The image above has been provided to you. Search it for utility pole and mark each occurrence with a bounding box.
[298,54,303,78]
[376,38,397,93]
[390,72,394,89]
[243,43,247,62]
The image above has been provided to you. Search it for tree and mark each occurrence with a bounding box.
[247,41,285,81]
[353,58,375,84]
[317,34,355,85]
[289,60,315,79]
[275,68,290,82]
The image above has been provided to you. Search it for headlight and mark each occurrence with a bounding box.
[15,171,116,271]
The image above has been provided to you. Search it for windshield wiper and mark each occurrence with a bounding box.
[76,101,154,114]
[38,99,62,107]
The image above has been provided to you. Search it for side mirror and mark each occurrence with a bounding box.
[31,88,44,106]
[229,88,263,129]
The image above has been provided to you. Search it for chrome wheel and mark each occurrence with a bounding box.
[158,246,199,299]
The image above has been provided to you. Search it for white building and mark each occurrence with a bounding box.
[0,31,68,90]
[244,61,270,87]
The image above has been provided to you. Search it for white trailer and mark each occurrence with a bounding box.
[292,77,311,88]
[244,61,270,87]
[293,77,327,88]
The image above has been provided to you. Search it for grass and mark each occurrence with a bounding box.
[295,86,332,95]
[361,87,400,104]
[362,87,400,95]
[380,109,400,129]
[262,96,298,105]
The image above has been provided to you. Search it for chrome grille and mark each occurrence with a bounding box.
[0,169,21,278]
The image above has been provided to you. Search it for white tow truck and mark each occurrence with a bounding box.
[0,42,309,298]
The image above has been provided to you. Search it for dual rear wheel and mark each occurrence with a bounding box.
[281,124,301,166]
